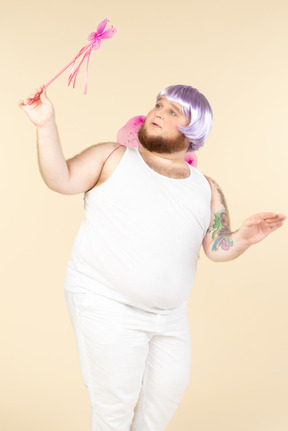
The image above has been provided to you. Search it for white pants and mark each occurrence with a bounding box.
[64,290,191,431]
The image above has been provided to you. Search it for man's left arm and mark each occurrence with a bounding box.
[202,177,286,262]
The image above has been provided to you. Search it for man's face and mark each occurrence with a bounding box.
[138,96,190,154]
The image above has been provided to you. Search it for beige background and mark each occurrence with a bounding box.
[1,0,287,430]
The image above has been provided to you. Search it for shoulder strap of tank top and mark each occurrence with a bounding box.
[104,144,125,164]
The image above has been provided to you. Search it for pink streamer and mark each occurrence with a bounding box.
[28,18,117,105]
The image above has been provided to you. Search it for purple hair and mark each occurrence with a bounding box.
[157,85,213,151]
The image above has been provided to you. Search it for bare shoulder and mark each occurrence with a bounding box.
[67,142,125,167]
[63,142,126,195]
[204,175,220,190]
[93,142,127,167]
[77,141,124,158]
[204,175,227,207]
[95,143,127,187]
[93,141,126,153]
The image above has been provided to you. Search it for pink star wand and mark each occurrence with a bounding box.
[28,18,118,105]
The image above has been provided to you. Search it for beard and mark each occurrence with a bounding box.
[138,121,189,154]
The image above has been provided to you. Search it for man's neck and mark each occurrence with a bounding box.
[139,145,189,165]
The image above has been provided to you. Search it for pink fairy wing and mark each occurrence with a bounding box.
[117,115,146,147]
[87,32,96,41]
[92,38,102,51]
[100,27,118,39]
[184,152,198,167]
[96,18,109,34]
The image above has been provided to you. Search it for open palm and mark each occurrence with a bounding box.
[239,212,286,245]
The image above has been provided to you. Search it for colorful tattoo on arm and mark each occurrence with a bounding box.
[211,210,234,251]
[206,177,234,252]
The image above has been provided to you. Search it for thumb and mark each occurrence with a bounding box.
[40,87,48,102]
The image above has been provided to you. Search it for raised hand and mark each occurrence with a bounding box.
[18,86,55,127]
[238,212,286,246]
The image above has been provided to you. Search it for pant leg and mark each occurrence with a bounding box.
[131,305,191,431]
[65,290,151,431]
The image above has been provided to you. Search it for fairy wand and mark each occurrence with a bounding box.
[29,18,118,105]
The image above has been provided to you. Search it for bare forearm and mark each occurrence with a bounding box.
[206,229,250,262]
[19,88,71,192]
[202,179,285,263]
[204,212,286,262]
[36,120,70,191]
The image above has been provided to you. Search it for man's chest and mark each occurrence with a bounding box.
[142,156,190,179]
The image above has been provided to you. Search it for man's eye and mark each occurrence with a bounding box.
[155,104,161,108]
[170,110,176,116]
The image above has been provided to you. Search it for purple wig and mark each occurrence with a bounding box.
[157,85,213,151]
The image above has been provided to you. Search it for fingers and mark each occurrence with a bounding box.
[255,213,286,223]
[40,88,47,101]
[26,86,43,104]
[265,221,285,234]
[264,214,286,224]
[257,214,286,233]
[245,213,286,232]
[18,85,46,108]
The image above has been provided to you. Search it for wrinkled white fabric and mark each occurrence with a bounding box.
[65,290,191,431]
[64,146,211,430]
[64,146,211,312]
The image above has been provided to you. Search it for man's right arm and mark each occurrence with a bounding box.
[19,87,117,195]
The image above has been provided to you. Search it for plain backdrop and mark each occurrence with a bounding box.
[1,0,288,430]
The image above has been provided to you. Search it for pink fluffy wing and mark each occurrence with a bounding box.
[184,151,198,167]
[117,115,146,148]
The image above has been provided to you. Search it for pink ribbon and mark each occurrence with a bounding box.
[29,18,117,105]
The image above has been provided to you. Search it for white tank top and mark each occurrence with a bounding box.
[64,147,211,313]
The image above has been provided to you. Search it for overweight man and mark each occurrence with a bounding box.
[19,84,285,431]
